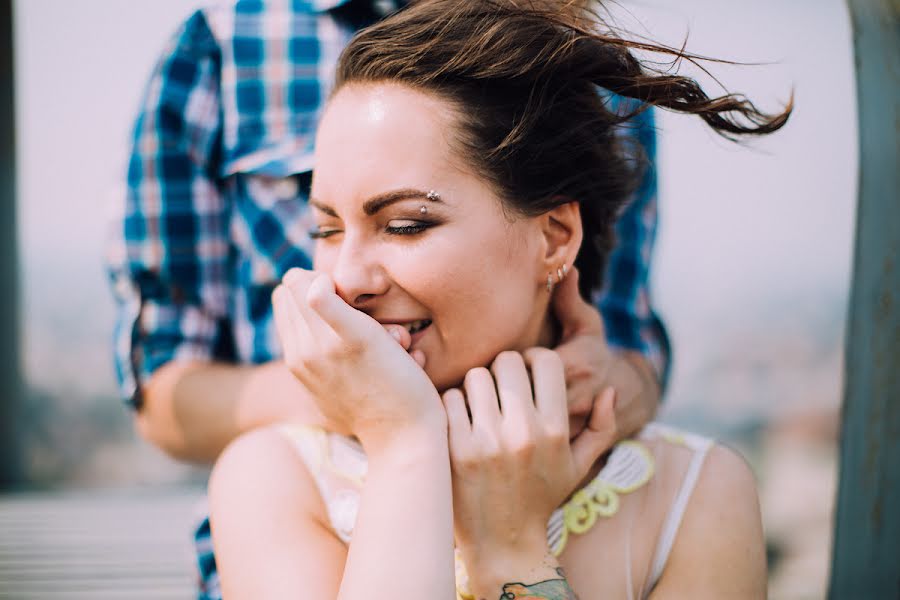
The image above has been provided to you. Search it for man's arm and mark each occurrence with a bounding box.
[599,103,670,390]
[137,360,324,463]
[107,11,318,463]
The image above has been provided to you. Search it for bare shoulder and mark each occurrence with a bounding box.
[209,427,346,599]
[210,426,325,514]
[649,443,767,600]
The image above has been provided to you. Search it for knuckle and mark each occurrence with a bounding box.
[508,435,536,460]
[306,287,327,311]
[478,436,503,462]
[455,452,479,474]
[544,426,569,448]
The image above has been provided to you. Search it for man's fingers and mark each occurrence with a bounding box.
[551,266,604,339]
[570,387,618,478]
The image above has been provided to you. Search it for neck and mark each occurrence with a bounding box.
[534,304,562,349]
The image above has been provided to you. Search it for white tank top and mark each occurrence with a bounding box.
[277,421,713,599]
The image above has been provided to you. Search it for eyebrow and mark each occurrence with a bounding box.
[309,188,443,218]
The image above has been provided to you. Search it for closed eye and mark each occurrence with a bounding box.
[308,228,342,239]
[385,220,434,235]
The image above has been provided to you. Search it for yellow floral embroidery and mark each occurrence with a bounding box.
[553,440,655,556]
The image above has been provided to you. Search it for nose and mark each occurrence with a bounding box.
[329,235,390,310]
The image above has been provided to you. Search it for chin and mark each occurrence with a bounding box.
[426,365,466,394]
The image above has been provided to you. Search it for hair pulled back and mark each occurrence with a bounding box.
[335,0,792,298]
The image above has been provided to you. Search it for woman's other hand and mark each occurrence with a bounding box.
[442,349,616,586]
[273,268,445,453]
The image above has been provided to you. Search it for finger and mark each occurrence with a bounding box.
[490,351,534,424]
[551,266,604,339]
[570,387,618,478]
[411,349,427,368]
[523,348,568,433]
[463,367,500,432]
[283,268,333,340]
[272,285,301,361]
[442,388,471,451]
[274,282,314,353]
[382,324,412,350]
[305,273,374,342]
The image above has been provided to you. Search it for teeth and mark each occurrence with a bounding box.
[404,319,432,334]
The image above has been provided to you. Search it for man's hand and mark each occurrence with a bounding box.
[551,267,660,442]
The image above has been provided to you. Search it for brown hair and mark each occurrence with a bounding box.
[334,0,792,297]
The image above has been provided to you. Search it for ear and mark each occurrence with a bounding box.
[537,200,582,279]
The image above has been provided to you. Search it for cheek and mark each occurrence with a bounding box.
[403,226,540,383]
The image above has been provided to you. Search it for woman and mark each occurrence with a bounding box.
[208,1,791,598]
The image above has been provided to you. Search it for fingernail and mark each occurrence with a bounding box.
[388,327,402,342]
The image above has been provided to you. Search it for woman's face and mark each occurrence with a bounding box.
[310,83,553,390]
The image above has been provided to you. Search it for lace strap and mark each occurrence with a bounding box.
[646,436,714,591]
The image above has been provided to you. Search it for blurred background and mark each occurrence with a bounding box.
[7,0,856,598]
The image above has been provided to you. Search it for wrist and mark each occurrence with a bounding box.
[237,362,328,430]
[464,544,561,598]
[458,529,552,591]
[361,418,449,464]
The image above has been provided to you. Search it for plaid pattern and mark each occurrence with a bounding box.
[105,2,668,597]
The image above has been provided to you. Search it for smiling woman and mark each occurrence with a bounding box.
[309,83,572,392]
[206,1,790,599]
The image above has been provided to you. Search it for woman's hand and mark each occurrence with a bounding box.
[442,349,616,590]
[272,268,445,453]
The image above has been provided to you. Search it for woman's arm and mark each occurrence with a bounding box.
[445,349,617,599]
[209,425,456,599]
[212,269,458,597]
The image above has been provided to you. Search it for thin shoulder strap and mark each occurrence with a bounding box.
[276,423,328,486]
[646,435,714,591]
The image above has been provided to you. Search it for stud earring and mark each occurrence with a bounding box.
[557,263,568,282]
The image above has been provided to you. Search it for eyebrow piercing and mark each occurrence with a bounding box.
[420,205,428,214]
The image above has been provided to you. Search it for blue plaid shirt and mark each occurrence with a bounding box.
[105,1,669,597]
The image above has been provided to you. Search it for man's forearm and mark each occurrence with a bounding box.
[136,360,324,464]
[612,350,661,439]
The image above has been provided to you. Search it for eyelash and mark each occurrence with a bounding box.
[308,221,434,239]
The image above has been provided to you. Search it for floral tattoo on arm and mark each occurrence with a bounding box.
[498,568,578,600]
